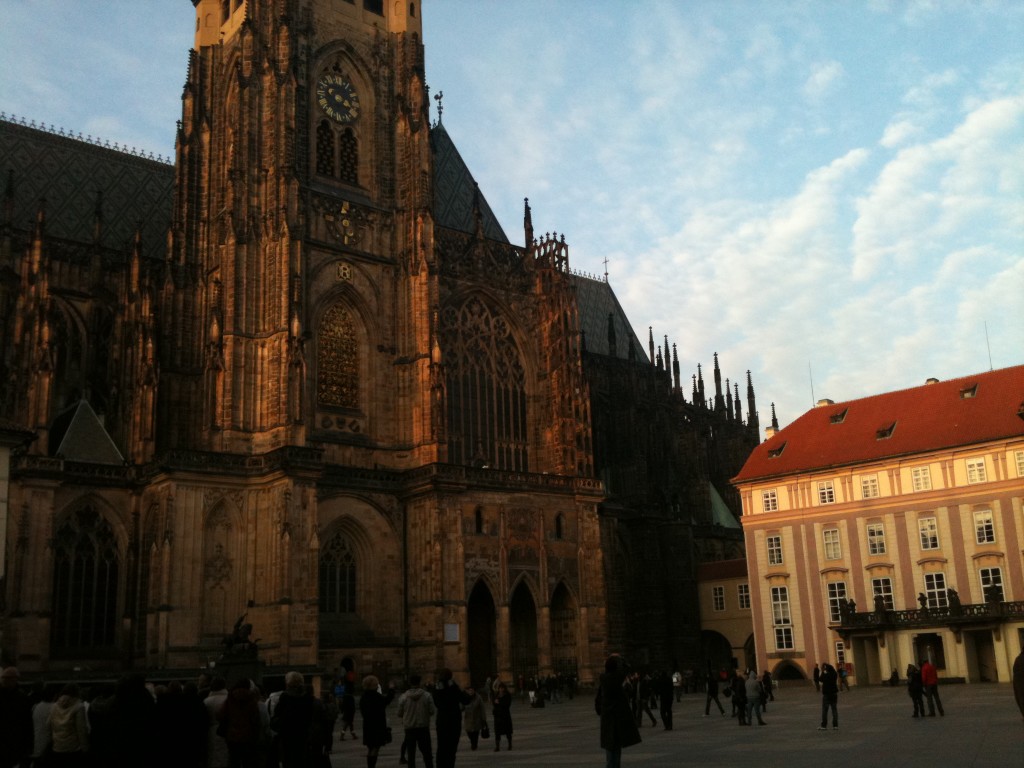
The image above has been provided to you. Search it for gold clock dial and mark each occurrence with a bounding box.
[317,74,360,123]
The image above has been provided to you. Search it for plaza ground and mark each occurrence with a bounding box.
[330,682,1022,768]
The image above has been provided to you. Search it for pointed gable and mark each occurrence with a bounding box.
[734,365,1024,482]
[49,400,125,465]
[573,274,648,361]
[430,122,508,242]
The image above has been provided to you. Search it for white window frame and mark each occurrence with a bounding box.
[771,586,793,650]
[924,572,948,608]
[871,577,894,610]
[919,516,939,550]
[822,528,842,560]
[1016,450,1024,478]
[979,567,1004,602]
[826,581,847,623]
[817,480,836,504]
[835,641,846,667]
[966,458,987,484]
[712,585,725,612]
[866,522,886,555]
[974,509,995,544]
[912,466,932,492]
[861,475,880,499]
[767,535,783,566]
[761,489,778,512]
[737,583,751,610]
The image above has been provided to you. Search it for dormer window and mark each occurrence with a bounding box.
[767,442,786,458]
[959,383,978,399]
[829,408,848,424]
[875,422,896,440]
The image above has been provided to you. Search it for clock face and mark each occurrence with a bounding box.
[317,75,360,123]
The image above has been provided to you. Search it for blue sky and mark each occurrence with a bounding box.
[2,0,1021,429]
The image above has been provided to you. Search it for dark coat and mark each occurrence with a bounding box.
[492,691,513,736]
[1012,651,1024,718]
[820,665,839,697]
[359,688,395,748]
[432,680,470,732]
[597,672,640,752]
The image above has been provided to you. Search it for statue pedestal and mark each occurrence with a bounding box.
[214,656,266,687]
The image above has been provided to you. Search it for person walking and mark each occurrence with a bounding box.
[48,683,90,767]
[656,671,673,730]
[359,675,395,768]
[671,669,683,703]
[744,670,766,726]
[818,663,839,730]
[205,677,231,768]
[397,674,436,768]
[596,655,640,768]
[432,668,470,768]
[760,670,774,707]
[491,682,513,752]
[906,664,925,718]
[704,669,725,716]
[813,663,821,692]
[920,659,945,716]
[461,687,488,751]
[837,664,850,692]
[218,679,263,768]
[730,670,747,726]
[272,671,331,768]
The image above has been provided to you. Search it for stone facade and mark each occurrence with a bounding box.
[0,0,760,685]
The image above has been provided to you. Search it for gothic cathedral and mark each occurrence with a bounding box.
[0,0,760,685]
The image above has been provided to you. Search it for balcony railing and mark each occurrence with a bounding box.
[836,600,1024,634]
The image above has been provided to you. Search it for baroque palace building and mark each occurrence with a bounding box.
[733,366,1024,686]
[0,0,759,685]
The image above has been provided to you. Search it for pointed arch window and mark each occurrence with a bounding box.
[441,297,528,471]
[319,532,357,614]
[317,304,359,409]
[51,506,119,653]
[316,120,336,177]
[339,128,359,185]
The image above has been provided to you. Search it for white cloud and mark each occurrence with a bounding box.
[804,60,845,100]
[880,119,919,147]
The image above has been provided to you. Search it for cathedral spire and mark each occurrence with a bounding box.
[771,402,779,430]
[692,373,698,403]
[648,327,655,367]
[713,352,725,413]
[697,363,706,407]
[523,197,533,249]
[734,381,742,422]
[746,370,759,433]
[671,344,680,393]
[663,336,670,377]
[726,377,733,419]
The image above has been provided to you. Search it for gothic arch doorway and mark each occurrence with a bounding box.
[509,581,538,683]
[467,580,496,688]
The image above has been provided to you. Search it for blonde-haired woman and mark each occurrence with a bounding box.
[359,675,395,768]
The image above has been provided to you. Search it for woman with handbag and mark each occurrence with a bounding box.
[359,675,396,768]
[462,687,488,751]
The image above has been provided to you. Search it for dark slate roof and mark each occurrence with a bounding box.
[49,400,124,465]
[0,117,174,259]
[430,122,509,243]
[734,364,1024,482]
[573,274,648,362]
[696,558,747,580]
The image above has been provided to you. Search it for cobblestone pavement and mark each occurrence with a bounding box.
[330,683,1022,768]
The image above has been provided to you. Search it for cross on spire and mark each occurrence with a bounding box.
[433,90,444,122]
[602,257,609,281]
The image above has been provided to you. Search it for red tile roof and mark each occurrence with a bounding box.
[733,365,1024,483]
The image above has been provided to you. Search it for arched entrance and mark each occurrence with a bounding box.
[700,630,733,673]
[467,580,497,688]
[510,581,538,684]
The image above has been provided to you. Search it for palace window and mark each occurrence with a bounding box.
[319,532,357,614]
[835,641,846,667]
[712,585,725,612]
[761,489,778,512]
[919,516,939,550]
[771,586,793,650]
[979,567,1004,602]
[1016,450,1024,478]
[924,572,948,608]
[871,577,894,610]
[966,458,987,484]
[861,475,879,499]
[441,298,529,471]
[737,583,751,610]
[911,467,932,492]
[867,522,886,555]
[317,304,359,410]
[51,507,120,652]
[823,528,842,560]
[826,581,847,623]
[817,480,836,504]
[974,509,995,544]
[767,535,783,566]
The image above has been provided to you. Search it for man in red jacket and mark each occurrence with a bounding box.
[919,659,945,716]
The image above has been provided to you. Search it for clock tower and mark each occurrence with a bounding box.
[169,0,436,465]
